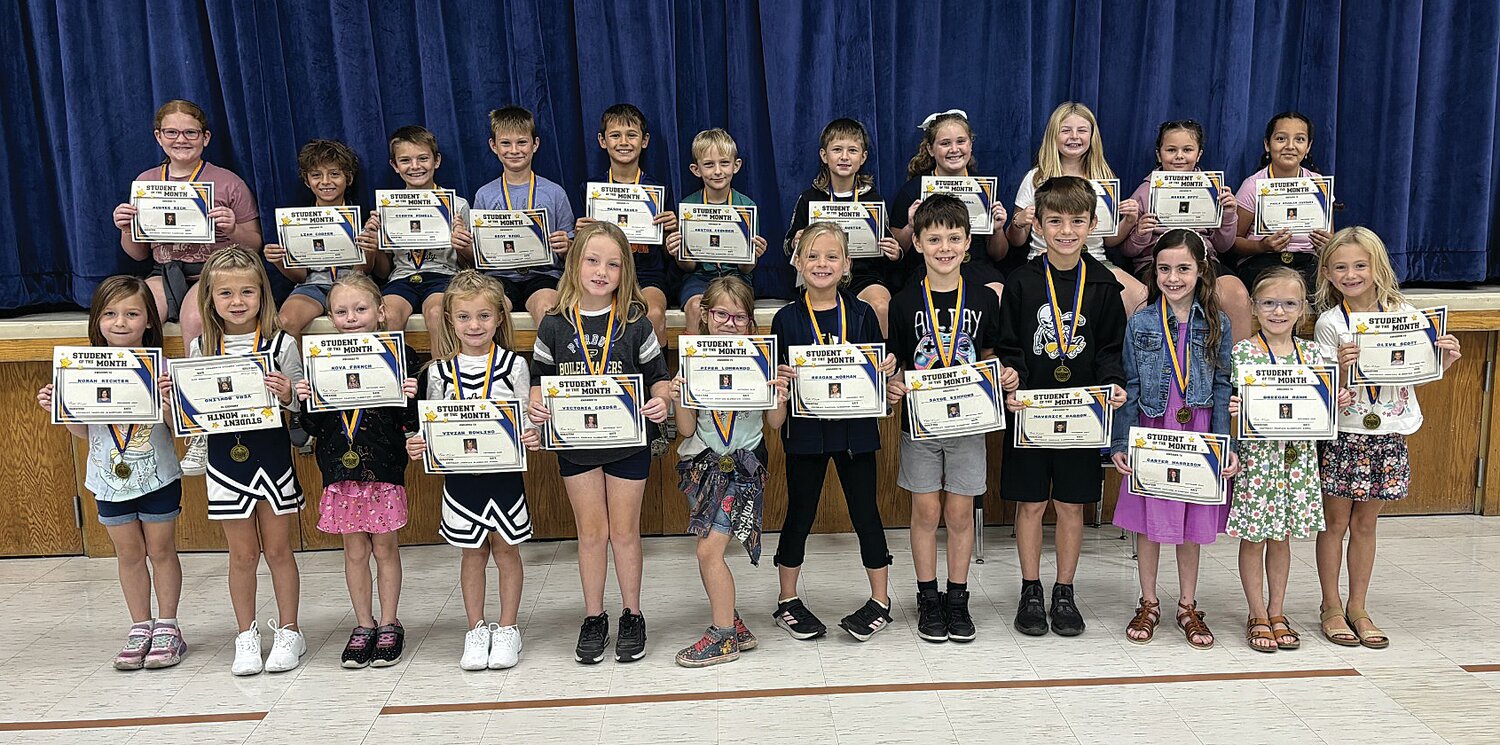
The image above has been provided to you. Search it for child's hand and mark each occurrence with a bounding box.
[1336,341,1359,369]
[1116,198,1140,224]
[263,243,287,267]
[1227,394,1240,418]
[294,379,311,402]
[1110,451,1132,475]
[1308,229,1333,250]
[1337,388,1355,408]
[157,373,175,399]
[777,363,798,384]
[1107,384,1127,409]
[669,375,685,403]
[1135,213,1159,237]
[405,435,426,461]
[1437,334,1463,368]
[549,230,571,255]
[792,229,804,248]
[990,201,1008,229]
[769,375,789,405]
[1223,451,1242,478]
[575,216,598,229]
[113,204,138,231]
[886,378,908,405]
[1260,229,1292,253]
[752,235,768,258]
[878,354,898,376]
[1218,186,1237,209]
[999,365,1020,392]
[654,210,678,234]
[527,398,552,425]
[264,371,292,404]
[520,427,542,451]
[356,213,381,251]
[402,377,419,398]
[36,383,53,412]
[1005,392,1024,412]
[1012,205,1036,231]
[665,231,682,259]
[451,223,474,253]
[642,395,669,423]
[907,199,922,224]
[208,205,235,236]
[878,236,901,261]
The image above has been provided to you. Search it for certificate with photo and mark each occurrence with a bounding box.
[808,201,887,258]
[1254,176,1334,234]
[419,399,527,474]
[1346,306,1447,386]
[585,182,666,244]
[275,206,364,269]
[471,208,552,270]
[678,335,777,411]
[788,343,887,419]
[540,374,647,450]
[1148,171,1224,230]
[904,358,1006,440]
[167,353,281,437]
[130,180,215,243]
[678,203,757,264]
[52,346,163,425]
[920,176,999,234]
[1127,427,1230,506]
[1089,178,1121,237]
[377,189,456,250]
[1013,386,1114,449]
[302,331,408,412]
[1235,364,1338,441]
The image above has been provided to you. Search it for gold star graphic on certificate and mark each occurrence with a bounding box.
[1258,186,1271,196]
[361,337,370,344]
[812,208,824,218]
[794,355,807,366]
[1243,375,1256,385]
[308,346,322,357]
[211,423,221,430]
[1153,178,1165,187]
[735,339,745,346]
[380,198,391,206]
[684,346,697,356]
[117,351,127,358]
[923,183,935,193]
[1134,436,1147,448]
[423,410,437,421]
[1355,323,1369,333]
[281,216,292,225]
[910,380,923,390]
[547,386,560,397]
[135,188,146,197]
[58,357,71,367]
[261,408,275,418]
[590,189,602,199]
[1020,397,1034,407]
[682,210,693,220]
[473,217,486,227]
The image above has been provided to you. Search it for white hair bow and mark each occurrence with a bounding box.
[920,109,969,130]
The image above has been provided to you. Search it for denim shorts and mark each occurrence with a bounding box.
[288,282,331,308]
[96,480,183,527]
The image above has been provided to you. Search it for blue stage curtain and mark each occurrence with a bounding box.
[5,0,1498,311]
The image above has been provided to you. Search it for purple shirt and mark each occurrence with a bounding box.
[133,161,258,264]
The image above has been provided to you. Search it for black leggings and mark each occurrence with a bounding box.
[775,450,891,570]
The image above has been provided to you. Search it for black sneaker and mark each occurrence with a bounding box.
[1049,584,1086,637]
[616,608,647,662]
[773,597,827,640]
[946,589,976,643]
[838,598,893,642]
[340,626,376,668]
[1014,583,1049,636]
[575,612,610,664]
[916,589,948,643]
[369,621,405,667]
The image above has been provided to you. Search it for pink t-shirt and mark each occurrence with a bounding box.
[132,161,258,264]
[1234,165,1322,256]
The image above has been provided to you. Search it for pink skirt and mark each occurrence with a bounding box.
[317,480,408,535]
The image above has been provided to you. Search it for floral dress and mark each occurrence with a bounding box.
[1225,337,1326,541]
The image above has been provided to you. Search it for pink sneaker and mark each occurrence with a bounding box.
[142,623,187,669]
[113,622,153,670]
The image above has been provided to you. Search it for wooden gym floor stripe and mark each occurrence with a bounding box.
[1461,664,1500,673]
[0,711,265,732]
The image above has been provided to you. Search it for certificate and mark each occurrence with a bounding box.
[275,206,364,269]
[541,374,647,450]
[1090,179,1121,237]
[130,180,215,243]
[904,359,1005,440]
[471,208,552,270]
[419,399,527,474]
[1254,176,1334,234]
[809,201,887,258]
[302,331,408,412]
[52,346,163,425]
[377,189,456,250]
[921,176,999,234]
[789,343,887,419]
[1148,171,1224,230]
[679,335,777,411]
[585,182,666,244]
[167,354,280,437]
[678,203,757,264]
[1347,306,1446,386]
[1235,364,1338,441]
[1013,386,1113,449]
[1127,427,1230,505]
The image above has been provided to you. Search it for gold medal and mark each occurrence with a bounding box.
[409,273,423,284]
[1175,407,1192,424]
[517,267,529,275]
[1284,445,1299,465]
[1280,251,1294,265]
[108,424,138,481]
[1362,413,1381,429]
[230,444,250,462]
[341,449,361,469]
[1053,365,1071,383]
[718,454,735,473]
[113,461,133,480]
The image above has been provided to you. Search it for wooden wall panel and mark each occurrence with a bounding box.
[0,364,84,556]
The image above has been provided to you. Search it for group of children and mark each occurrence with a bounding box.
[52,96,1455,678]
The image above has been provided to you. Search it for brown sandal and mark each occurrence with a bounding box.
[1176,601,1214,649]
[1268,615,1301,650]
[1246,617,1278,653]
[1126,597,1161,645]
[1345,608,1389,649]
[1320,604,1360,647]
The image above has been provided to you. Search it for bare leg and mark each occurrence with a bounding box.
[179,282,204,349]
[1265,539,1296,646]
[777,566,802,603]
[371,532,402,625]
[220,518,264,632]
[856,284,892,339]
[986,282,1004,305]
[526,288,560,327]
[604,473,647,612]
[1128,536,1161,643]
[1215,275,1253,342]
[1052,502,1085,583]
[683,293,705,336]
[1111,267,1148,315]
[563,469,610,615]
[1316,497,1353,609]
[460,546,489,627]
[1344,500,1385,641]
[105,522,154,623]
[256,505,300,628]
[909,491,943,583]
[1239,539,1269,619]
[141,520,182,620]
[1015,502,1047,581]
[342,533,376,628]
[642,287,669,348]
[420,292,445,329]
[277,294,326,340]
[696,530,736,629]
[382,295,414,333]
[491,537,524,627]
[943,493,976,584]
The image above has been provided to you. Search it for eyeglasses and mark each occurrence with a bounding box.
[157,128,204,141]
[1255,299,1305,313]
[707,309,751,327]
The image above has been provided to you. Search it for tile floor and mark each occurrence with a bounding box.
[3,515,1500,743]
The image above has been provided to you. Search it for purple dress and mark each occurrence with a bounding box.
[1113,323,1230,545]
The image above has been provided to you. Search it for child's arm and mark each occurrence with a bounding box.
[783,192,812,255]
[35,384,89,439]
[1209,315,1235,437]
[765,373,790,429]
[1210,187,1239,256]
[984,201,1011,261]
[113,204,151,260]
[1104,198,1139,247]
[670,376,696,438]
[666,231,697,272]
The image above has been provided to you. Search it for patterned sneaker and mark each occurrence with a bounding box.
[230,622,262,676]
[676,627,739,668]
[370,622,405,667]
[113,622,153,671]
[488,624,522,670]
[143,622,187,669]
[263,621,305,673]
[341,626,376,669]
[615,609,647,662]
[732,612,757,651]
[1049,584,1086,637]
[839,598,893,642]
[179,436,207,476]
[460,622,491,671]
[773,597,827,640]
[946,589,976,643]
[1014,583,1049,637]
[916,588,949,643]
[575,612,610,665]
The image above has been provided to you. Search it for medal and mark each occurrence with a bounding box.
[409,272,423,284]
[1175,407,1192,424]
[923,277,965,369]
[718,454,735,473]
[711,409,738,472]
[1280,251,1294,265]
[340,409,365,468]
[1161,298,1194,427]
[107,424,138,479]
[573,304,618,376]
[1284,444,1299,464]
[1053,365,1071,383]
[1342,302,1388,435]
[113,461,133,480]
[1043,256,1086,379]
[341,449,361,468]
[1363,413,1381,429]
[229,443,250,462]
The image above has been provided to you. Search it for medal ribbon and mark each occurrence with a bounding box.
[108,424,138,461]
[1341,300,1385,407]
[218,326,262,355]
[608,170,641,185]
[160,160,206,182]
[340,409,364,451]
[1256,331,1304,365]
[805,294,846,345]
[711,410,737,448]
[1160,298,1191,401]
[923,277,965,367]
[453,344,498,399]
[572,305,617,376]
[503,172,536,211]
[1043,256,1086,360]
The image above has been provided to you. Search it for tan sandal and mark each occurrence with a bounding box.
[1246,617,1278,653]
[1126,597,1161,645]
[1176,601,1214,649]
[1268,615,1300,650]
[1345,608,1389,649]
[1320,604,1360,647]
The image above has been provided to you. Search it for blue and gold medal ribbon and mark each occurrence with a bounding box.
[805,294,845,345]
[1043,256,1086,358]
[108,424,138,460]
[160,160,205,182]
[340,409,364,450]
[923,277,965,367]
[572,305,617,375]
[1161,298,1191,400]
[453,344,498,399]
[503,172,536,211]
[1257,331,1305,365]
[608,170,641,185]
[711,410,737,448]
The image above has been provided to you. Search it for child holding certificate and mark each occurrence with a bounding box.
[996,176,1127,639]
[295,272,421,668]
[1006,102,1146,313]
[1109,230,1239,649]
[885,196,1011,644]
[527,222,672,665]
[1232,112,1333,289]
[37,276,186,670]
[408,271,539,670]
[1312,227,1461,649]
[670,276,787,667]
[113,99,262,347]
[783,118,903,337]
[769,223,898,642]
[162,248,306,675]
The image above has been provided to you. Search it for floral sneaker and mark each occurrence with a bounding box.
[675,628,739,668]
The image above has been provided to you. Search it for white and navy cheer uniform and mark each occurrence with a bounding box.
[424,348,533,548]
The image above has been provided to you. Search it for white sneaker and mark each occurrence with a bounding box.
[231,622,263,676]
[488,624,522,670]
[180,436,208,476]
[460,622,491,671]
[263,621,306,673]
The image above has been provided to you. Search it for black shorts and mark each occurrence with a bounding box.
[558,448,652,481]
[1001,439,1105,504]
[848,257,892,295]
[495,273,559,311]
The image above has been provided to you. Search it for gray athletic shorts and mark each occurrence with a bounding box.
[897,433,988,496]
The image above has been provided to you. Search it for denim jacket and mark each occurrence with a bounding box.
[1110,300,1233,454]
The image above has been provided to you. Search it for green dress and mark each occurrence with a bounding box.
[1226,337,1327,542]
